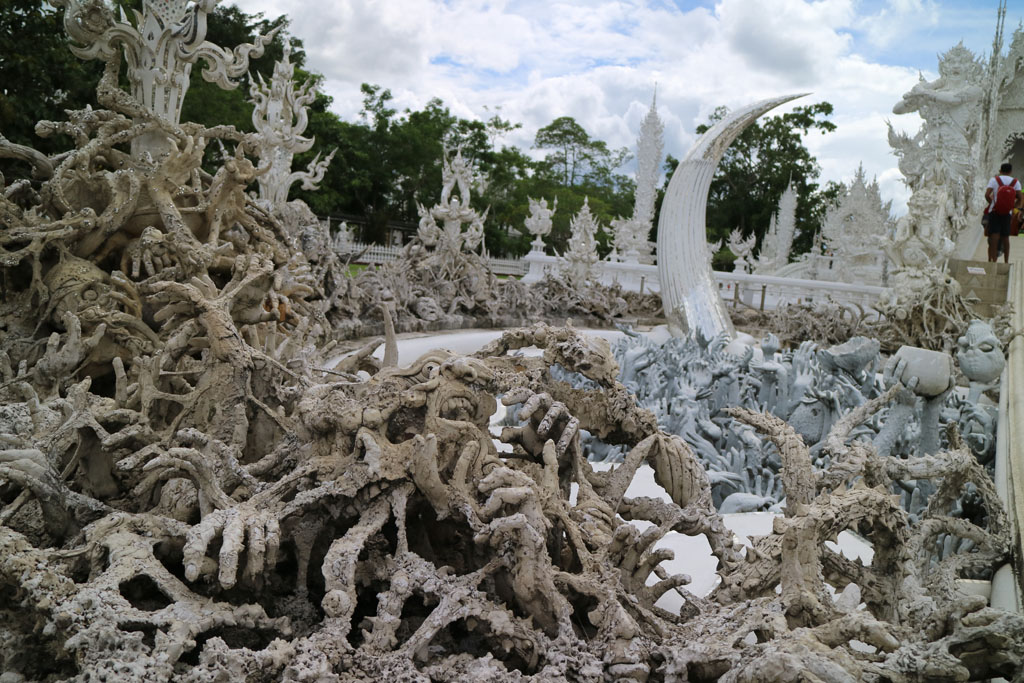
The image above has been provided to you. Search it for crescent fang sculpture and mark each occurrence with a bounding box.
[656,93,808,339]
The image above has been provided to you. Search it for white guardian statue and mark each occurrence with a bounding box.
[563,197,602,285]
[524,197,557,252]
[889,42,985,268]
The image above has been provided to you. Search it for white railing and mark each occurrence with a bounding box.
[339,244,886,311]
[520,250,886,312]
[343,241,529,276]
[715,270,886,313]
[995,263,1022,615]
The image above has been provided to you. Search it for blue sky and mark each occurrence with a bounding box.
[240,0,1017,216]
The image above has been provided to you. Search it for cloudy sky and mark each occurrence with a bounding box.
[237,0,1013,215]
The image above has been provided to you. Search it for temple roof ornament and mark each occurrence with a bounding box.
[54,0,276,155]
[524,197,556,252]
[821,165,893,279]
[249,43,336,209]
[612,91,663,264]
[754,180,797,275]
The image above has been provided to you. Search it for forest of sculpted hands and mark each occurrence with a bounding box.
[0,21,1023,683]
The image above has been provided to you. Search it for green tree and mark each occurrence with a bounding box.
[533,116,631,190]
[0,0,105,176]
[695,102,836,257]
[529,116,633,254]
[534,117,592,186]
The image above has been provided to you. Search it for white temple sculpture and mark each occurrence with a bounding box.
[657,94,805,339]
[249,43,336,209]
[54,0,276,157]
[331,220,354,255]
[611,93,664,264]
[416,147,487,258]
[563,197,602,284]
[524,197,556,252]
[889,42,985,271]
[753,181,797,274]
[728,228,756,274]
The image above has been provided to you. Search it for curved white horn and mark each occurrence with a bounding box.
[657,93,808,339]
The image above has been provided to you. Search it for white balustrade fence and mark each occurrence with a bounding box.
[520,250,886,313]
[342,241,529,276]
[715,271,885,314]
[337,242,886,312]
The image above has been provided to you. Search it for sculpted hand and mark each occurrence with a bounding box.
[183,502,281,589]
[499,388,579,459]
[882,357,919,405]
[0,444,70,536]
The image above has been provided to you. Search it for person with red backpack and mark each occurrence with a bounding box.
[985,162,1022,262]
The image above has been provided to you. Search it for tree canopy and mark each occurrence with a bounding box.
[695,102,838,261]
[0,0,105,158]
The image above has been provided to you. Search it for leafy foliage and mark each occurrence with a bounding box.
[0,0,104,176]
[529,117,633,255]
[695,102,837,258]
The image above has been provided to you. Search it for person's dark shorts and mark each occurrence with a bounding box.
[989,212,1012,237]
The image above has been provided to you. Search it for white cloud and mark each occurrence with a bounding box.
[855,0,940,50]
[232,0,1008,217]
[716,0,856,82]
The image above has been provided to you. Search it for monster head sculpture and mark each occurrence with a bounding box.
[957,319,1005,385]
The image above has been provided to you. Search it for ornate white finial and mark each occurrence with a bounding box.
[728,228,755,273]
[417,147,487,255]
[524,197,556,251]
[563,197,602,284]
[612,90,663,263]
[250,42,336,208]
[55,0,276,154]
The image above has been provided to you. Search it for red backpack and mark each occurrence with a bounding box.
[993,176,1017,214]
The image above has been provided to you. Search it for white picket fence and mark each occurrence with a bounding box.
[345,241,529,276]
